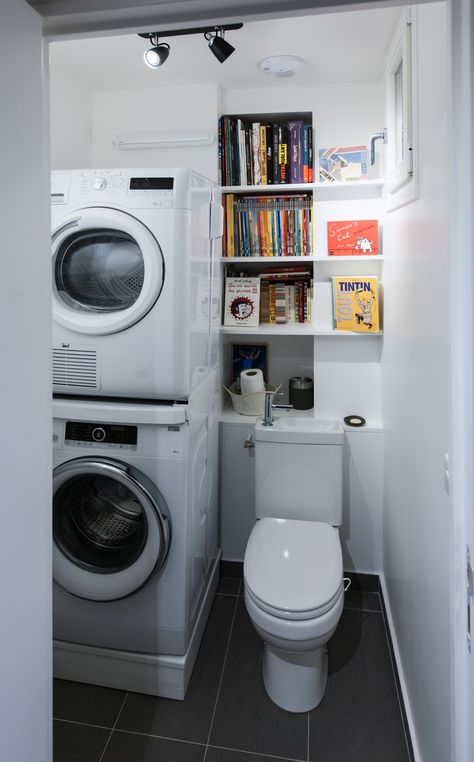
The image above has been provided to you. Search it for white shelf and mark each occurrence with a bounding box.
[220,179,384,199]
[220,324,316,336]
[220,324,382,337]
[220,256,315,263]
[220,256,383,263]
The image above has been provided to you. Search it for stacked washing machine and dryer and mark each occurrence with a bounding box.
[51,168,222,698]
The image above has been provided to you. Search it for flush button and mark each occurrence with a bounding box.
[92,427,106,442]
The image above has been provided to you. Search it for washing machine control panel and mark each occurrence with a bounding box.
[65,421,137,449]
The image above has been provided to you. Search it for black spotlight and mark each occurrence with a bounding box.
[205,29,235,63]
[144,37,170,69]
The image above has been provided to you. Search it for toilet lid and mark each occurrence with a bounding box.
[244,518,342,618]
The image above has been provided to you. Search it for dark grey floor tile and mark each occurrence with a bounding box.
[344,571,379,592]
[53,720,110,762]
[116,594,236,743]
[210,599,307,760]
[217,577,241,596]
[206,747,296,762]
[309,609,409,762]
[344,589,382,612]
[101,730,205,762]
[53,679,126,727]
[220,560,243,579]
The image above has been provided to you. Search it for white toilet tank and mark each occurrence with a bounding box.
[254,418,344,525]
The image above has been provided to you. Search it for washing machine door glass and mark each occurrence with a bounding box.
[52,208,164,335]
[53,458,170,601]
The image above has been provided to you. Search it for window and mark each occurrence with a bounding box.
[385,7,417,209]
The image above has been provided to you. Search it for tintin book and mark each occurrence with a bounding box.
[327,219,379,256]
[332,276,380,332]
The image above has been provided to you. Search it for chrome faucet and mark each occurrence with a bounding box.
[262,391,275,427]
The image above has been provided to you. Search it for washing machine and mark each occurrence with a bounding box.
[51,168,222,401]
[52,397,219,699]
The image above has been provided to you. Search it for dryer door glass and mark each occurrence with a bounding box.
[55,229,144,313]
[53,458,170,600]
[53,472,148,572]
[52,208,164,335]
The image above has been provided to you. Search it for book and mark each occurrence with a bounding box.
[252,122,261,185]
[259,125,268,185]
[289,120,304,183]
[332,276,380,332]
[224,278,261,327]
[319,145,368,183]
[278,124,289,183]
[327,219,379,256]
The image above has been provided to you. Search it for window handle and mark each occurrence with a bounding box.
[369,129,387,166]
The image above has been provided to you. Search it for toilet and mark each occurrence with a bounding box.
[243,417,345,713]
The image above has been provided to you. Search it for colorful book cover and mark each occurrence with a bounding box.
[303,125,309,183]
[289,120,304,183]
[278,125,289,184]
[327,219,379,256]
[319,145,368,183]
[224,278,261,327]
[332,276,380,332]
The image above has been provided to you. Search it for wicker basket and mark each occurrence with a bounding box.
[224,382,279,416]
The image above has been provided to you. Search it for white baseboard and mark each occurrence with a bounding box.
[379,572,421,762]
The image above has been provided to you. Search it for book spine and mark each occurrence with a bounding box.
[245,127,253,186]
[260,125,268,185]
[269,283,276,323]
[266,125,273,184]
[252,123,261,185]
[272,125,279,185]
[275,283,287,324]
[278,125,289,184]
[226,194,234,257]
[289,121,304,184]
[218,116,223,186]
[308,126,313,183]
[303,125,309,183]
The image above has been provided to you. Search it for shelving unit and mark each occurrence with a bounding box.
[218,109,384,416]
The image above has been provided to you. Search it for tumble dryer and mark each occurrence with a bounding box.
[52,397,219,699]
[51,168,222,401]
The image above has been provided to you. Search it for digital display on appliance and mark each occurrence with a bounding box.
[129,178,174,190]
[65,422,138,445]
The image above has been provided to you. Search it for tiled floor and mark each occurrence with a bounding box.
[54,575,413,762]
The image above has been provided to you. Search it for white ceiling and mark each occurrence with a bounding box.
[49,6,400,91]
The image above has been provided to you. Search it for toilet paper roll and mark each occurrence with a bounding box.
[240,368,265,394]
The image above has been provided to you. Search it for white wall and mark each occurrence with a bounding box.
[50,66,92,169]
[381,4,450,761]
[91,84,219,178]
[0,2,52,761]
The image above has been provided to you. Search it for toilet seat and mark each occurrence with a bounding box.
[244,518,343,620]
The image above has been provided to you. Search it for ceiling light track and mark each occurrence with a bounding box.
[139,23,243,69]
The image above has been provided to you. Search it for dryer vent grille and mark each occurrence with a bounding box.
[53,347,99,389]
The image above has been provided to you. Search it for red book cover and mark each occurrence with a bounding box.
[327,219,379,256]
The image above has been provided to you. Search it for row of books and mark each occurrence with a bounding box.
[223,267,313,327]
[223,193,313,258]
[219,116,314,187]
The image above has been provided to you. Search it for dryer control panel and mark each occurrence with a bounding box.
[65,421,138,449]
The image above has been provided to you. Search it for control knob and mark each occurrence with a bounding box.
[92,177,106,191]
[91,427,106,442]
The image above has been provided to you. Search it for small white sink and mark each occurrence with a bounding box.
[255,417,344,444]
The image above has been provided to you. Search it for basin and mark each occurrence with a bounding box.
[255,417,344,445]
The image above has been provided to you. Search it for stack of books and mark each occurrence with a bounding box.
[223,193,312,257]
[219,116,313,186]
[259,266,313,324]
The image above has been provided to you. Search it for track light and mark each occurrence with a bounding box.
[205,29,236,64]
[139,23,242,69]
[143,35,170,69]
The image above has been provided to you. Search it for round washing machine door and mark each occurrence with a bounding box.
[52,208,164,335]
[53,457,171,601]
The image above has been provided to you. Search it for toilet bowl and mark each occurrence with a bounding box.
[244,517,343,713]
